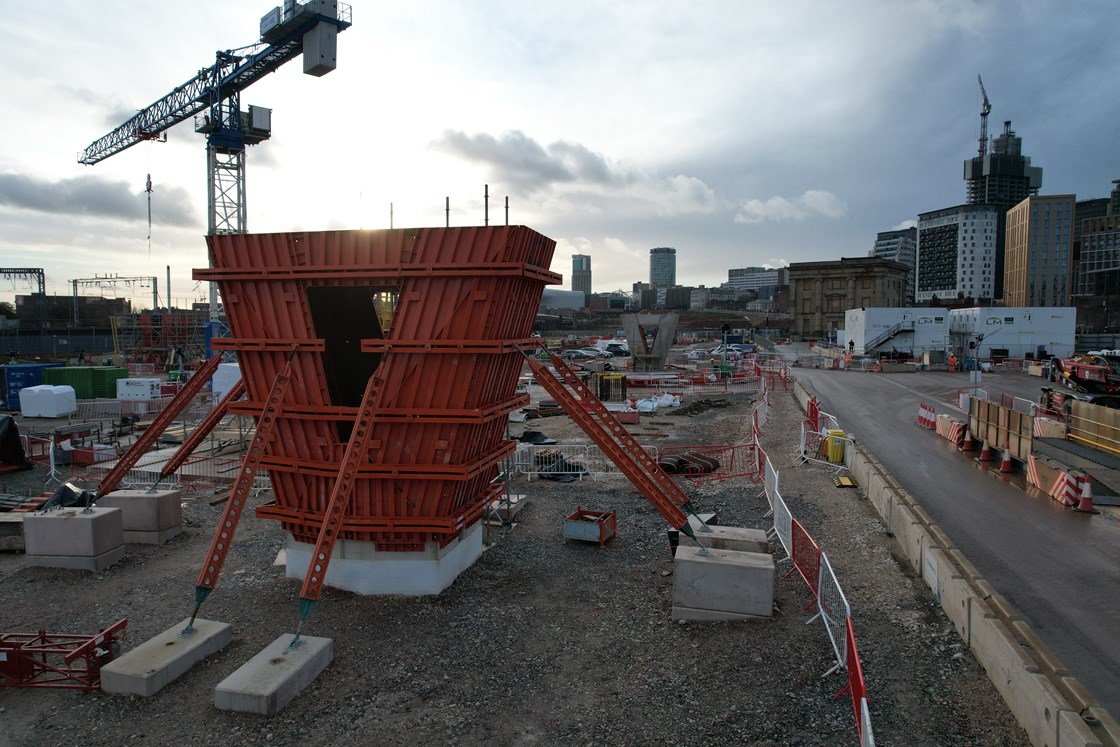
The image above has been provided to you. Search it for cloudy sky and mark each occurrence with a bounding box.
[1,1,1117,309]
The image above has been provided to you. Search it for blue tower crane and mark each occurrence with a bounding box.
[78,1,352,323]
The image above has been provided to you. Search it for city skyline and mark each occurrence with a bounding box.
[2,1,1118,308]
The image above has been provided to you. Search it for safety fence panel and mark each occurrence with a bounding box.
[176,455,271,495]
[625,378,763,400]
[806,396,820,432]
[658,443,758,484]
[809,551,852,677]
[20,436,52,464]
[787,518,822,597]
[999,393,1035,414]
[836,619,875,746]
[767,488,793,559]
[799,421,850,472]
[860,698,875,747]
[508,443,660,481]
[71,451,178,490]
[763,452,779,511]
[754,395,769,428]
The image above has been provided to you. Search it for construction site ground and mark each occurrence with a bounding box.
[0,384,1028,746]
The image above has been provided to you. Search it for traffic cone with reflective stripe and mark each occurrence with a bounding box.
[1073,473,1099,514]
[979,441,993,461]
[960,426,975,452]
[999,449,1015,473]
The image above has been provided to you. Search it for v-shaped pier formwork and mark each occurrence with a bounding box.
[195,227,559,585]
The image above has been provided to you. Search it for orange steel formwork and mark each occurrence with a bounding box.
[194,226,559,553]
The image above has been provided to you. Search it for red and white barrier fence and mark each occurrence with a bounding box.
[935,415,965,444]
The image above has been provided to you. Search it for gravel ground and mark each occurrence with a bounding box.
[0,386,1029,746]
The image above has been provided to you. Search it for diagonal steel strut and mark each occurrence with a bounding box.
[522,351,703,534]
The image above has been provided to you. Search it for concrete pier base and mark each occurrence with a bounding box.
[214,634,333,716]
[285,521,484,596]
[672,547,775,621]
[96,489,183,545]
[100,618,232,696]
[23,507,125,572]
[680,525,769,554]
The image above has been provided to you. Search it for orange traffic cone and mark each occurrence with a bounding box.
[999,449,1015,473]
[979,441,993,461]
[960,426,975,452]
[1073,474,1099,514]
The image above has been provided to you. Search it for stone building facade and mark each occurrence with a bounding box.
[787,257,909,339]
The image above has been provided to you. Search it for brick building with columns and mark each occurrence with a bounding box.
[787,257,909,339]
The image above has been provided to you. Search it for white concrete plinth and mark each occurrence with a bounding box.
[285,522,484,596]
[23,507,125,572]
[100,618,232,696]
[96,489,183,545]
[672,547,774,619]
[680,525,768,554]
[214,634,332,716]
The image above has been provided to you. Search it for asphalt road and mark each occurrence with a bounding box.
[788,359,1120,717]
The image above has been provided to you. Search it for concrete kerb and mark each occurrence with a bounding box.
[792,381,1119,747]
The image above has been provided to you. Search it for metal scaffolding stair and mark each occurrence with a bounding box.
[864,320,914,351]
[522,351,705,538]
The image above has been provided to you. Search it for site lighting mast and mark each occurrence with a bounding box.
[78,1,352,324]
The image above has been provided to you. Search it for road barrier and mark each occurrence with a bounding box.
[796,377,1120,747]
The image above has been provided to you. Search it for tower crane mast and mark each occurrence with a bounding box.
[78,1,352,322]
[977,74,991,158]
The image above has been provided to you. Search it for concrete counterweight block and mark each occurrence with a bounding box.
[23,507,125,572]
[672,547,775,621]
[678,525,768,554]
[96,489,183,544]
[100,618,232,696]
[215,635,333,716]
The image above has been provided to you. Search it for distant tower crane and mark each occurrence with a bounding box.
[977,74,991,158]
[78,1,352,322]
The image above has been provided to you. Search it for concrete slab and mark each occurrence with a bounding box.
[679,525,767,554]
[23,507,123,557]
[286,522,483,596]
[214,634,332,716]
[100,618,232,696]
[672,547,774,618]
[25,545,125,572]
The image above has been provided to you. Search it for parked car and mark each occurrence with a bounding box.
[560,349,598,361]
[579,347,611,359]
[605,343,630,357]
[730,343,756,354]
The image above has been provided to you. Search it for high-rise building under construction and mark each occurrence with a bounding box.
[963,120,1043,299]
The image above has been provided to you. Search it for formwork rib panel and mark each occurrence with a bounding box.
[199,227,557,550]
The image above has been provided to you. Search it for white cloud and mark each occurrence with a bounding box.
[891,219,918,230]
[733,191,848,224]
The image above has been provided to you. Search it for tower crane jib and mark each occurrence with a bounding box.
[77,1,352,324]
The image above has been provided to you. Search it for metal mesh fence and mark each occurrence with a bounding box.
[809,551,851,676]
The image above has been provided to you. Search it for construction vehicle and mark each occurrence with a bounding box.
[1046,352,1120,394]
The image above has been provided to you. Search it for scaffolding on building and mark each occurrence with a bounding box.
[112,309,210,370]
